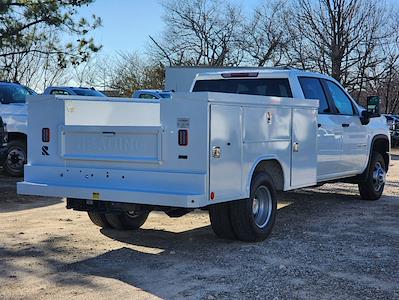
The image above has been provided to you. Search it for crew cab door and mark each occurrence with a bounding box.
[298,77,344,179]
[323,80,368,173]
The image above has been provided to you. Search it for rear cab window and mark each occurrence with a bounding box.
[192,78,293,98]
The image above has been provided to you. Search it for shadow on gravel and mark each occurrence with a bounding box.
[71,189,397,299]
[0,170,62,213]
[0,196,63,213]
[1,186,398,299]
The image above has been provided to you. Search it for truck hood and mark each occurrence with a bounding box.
[0,103,27,116]
[0,103,28,134]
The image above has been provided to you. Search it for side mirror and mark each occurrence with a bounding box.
[366,96,381,116]
[360,110,371,125]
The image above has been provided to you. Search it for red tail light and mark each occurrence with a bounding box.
[42,128,50,142]
[178,129,188,146]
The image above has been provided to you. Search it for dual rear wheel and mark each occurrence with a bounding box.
[87,153,386,240]
[209,172,277,242]
[88,211,149,230]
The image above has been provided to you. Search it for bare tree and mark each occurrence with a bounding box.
[239,0,290,66]
[148,0,243,66]
[87,52,164,97]
[288,0,399,94]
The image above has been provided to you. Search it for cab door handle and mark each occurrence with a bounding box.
[342,123,350,128]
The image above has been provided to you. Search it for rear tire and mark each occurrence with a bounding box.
[3,140,26,177]
[105,211,149,230]
[358,151,386,200]
[209,202,236,239]
[230,173,277,242]
[87,212,111,228]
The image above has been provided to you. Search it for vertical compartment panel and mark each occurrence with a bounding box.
[291,108,318,188]
[209,105,242,201]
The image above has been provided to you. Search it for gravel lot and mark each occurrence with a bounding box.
[0,151,398,300]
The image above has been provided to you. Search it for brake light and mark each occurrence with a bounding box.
[210,192,215,200]
[221,72,259,78]
[42,128,50,142]
[178,129,188,146]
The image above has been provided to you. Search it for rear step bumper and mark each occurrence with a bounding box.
[17,181,206,208]
[18,165,208,208]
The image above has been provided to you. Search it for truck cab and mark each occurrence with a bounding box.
[191,69,390,185]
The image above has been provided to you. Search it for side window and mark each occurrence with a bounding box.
[325,81,354,115]
[50,90,69,95]
[299,77,330,114]
[139,93,158,99]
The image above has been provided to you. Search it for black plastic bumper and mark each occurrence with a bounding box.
[0,145,6,165]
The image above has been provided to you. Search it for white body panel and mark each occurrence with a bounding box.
[18,93,318,208]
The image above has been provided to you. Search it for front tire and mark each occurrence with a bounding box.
[230,173,277,242]
[105,211,149,230]
[3,140,26,177]
[358,152,386,200]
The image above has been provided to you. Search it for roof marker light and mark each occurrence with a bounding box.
[221,72,259,78]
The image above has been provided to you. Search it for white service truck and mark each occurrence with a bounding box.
[17,69,390,242]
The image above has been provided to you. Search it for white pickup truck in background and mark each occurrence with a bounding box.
[17,69,390,242]
[0,82,36,176]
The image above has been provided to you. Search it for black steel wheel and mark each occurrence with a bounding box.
[358,152,386,200]
[3,140,26,177]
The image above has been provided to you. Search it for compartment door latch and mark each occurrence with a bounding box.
[293,142,299,152]
[212,146,221,158]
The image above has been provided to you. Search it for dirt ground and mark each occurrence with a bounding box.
[0,151,398,300]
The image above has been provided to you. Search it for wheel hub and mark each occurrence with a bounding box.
[7,148,25,170]
[252,185,273,228]
[372,162,386,192]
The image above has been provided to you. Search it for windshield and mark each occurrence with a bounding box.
[0,84,36,104]
[72,89,105,97]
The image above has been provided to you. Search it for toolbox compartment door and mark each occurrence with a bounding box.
[290,108,318,188]
[209,104,243,201]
